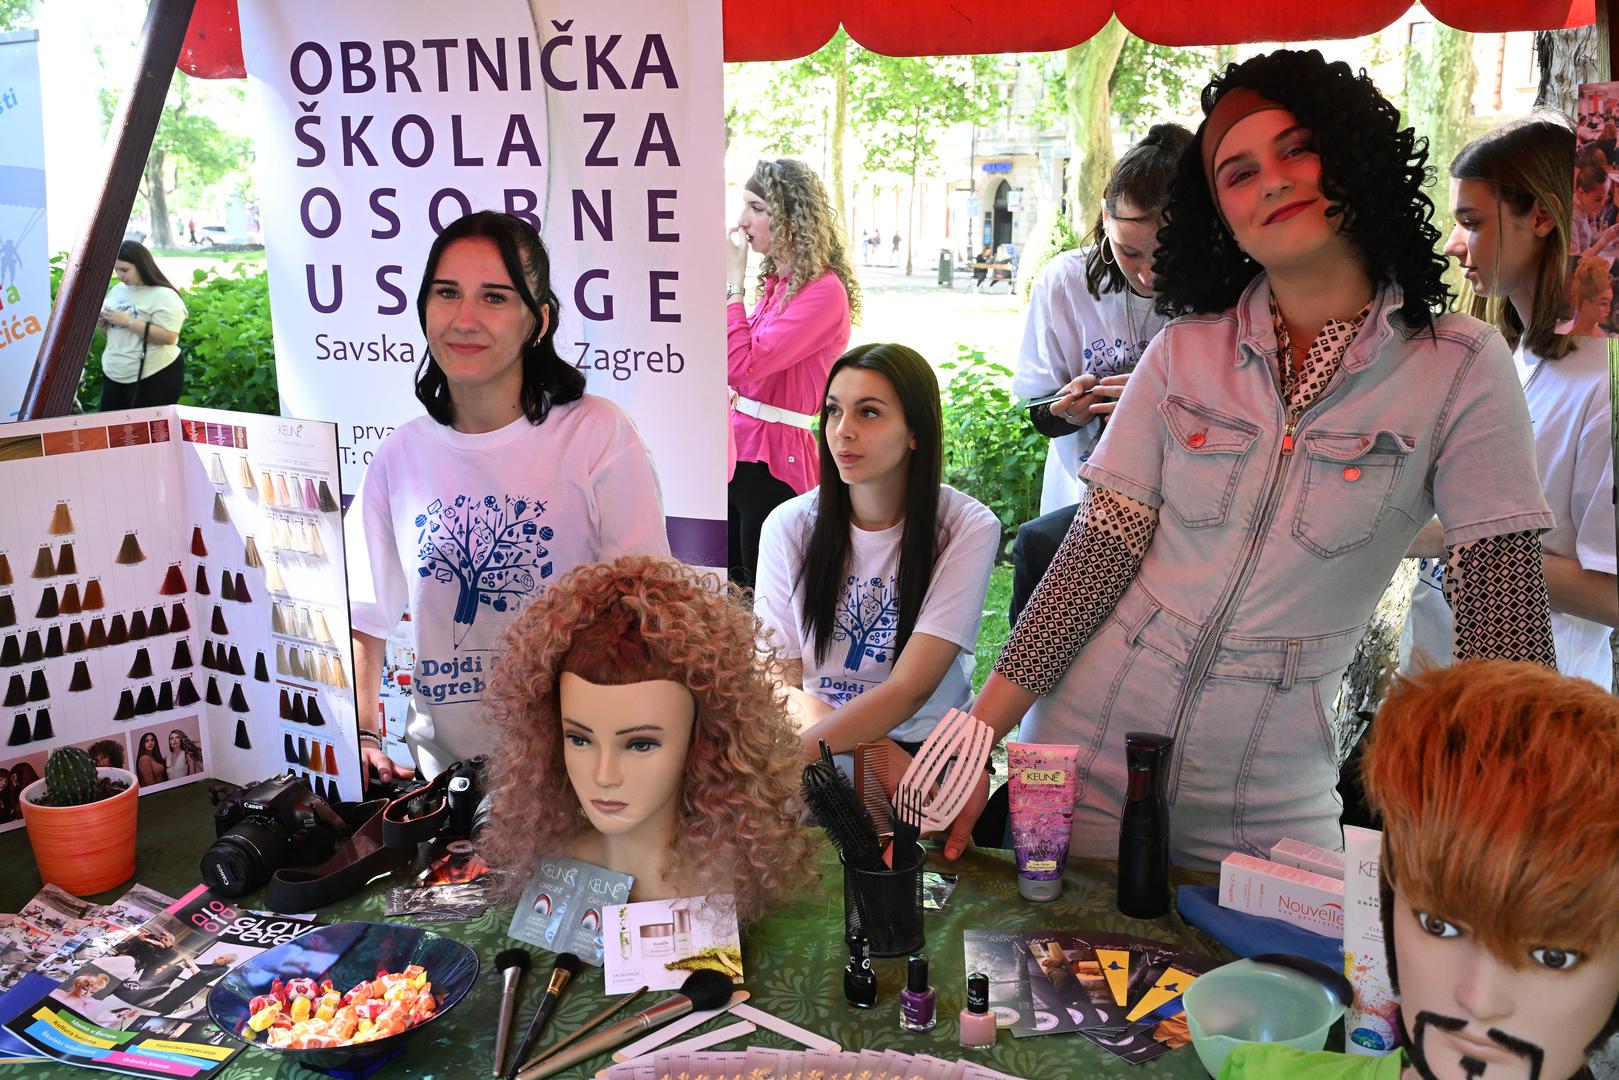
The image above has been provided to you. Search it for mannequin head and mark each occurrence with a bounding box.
[480,555,819,924]
[1364,661,1619,1080]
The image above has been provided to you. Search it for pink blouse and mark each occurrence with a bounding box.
[727,270,852,495]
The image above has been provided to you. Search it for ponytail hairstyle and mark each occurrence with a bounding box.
[413,210,585,426]
[1449,112,1577,359]
[1082,123,1194,300]
[116,241,178,293]
[800,344,943,667]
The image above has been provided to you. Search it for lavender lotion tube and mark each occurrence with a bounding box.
[1007,743,1078,901]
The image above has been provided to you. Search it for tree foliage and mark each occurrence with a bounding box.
[0,0,32,31]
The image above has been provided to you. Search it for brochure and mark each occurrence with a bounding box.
[602,894,743,994]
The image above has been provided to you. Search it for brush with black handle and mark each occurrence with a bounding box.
[515,970,735,1079]
[505,952,581,1080]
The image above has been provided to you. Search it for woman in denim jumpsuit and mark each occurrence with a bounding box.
[957,51,1556,871]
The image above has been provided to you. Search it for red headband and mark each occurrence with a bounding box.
[1199,87,1286,210]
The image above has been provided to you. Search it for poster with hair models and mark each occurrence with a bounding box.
[0,405,360,833]
[1569,82,1619,337]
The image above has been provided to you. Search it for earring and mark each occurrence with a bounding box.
[1101,241,1116,266]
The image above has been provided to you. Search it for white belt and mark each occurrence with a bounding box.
[731,392,818,430]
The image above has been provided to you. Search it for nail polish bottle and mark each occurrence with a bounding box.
[958,972,996,1050]
[898,955,936,1032]
[843,932,877,1009]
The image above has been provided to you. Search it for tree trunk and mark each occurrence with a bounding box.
[905,114,920,275]
[145,152,174,249]
[831,32,849,234]
[1063,16,1127,227]
[1534,25,1604,112]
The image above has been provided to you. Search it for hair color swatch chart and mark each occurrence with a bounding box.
[0,405,360,831]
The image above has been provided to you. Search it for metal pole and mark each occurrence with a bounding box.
[19,0,197,419]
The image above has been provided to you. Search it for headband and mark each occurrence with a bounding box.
[1199,87,1286,209]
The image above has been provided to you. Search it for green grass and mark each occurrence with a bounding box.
[974,564,1012,694]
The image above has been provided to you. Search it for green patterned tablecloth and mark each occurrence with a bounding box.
[0,785,1229,1078]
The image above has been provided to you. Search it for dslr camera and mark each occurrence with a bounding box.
[201,774,347,897]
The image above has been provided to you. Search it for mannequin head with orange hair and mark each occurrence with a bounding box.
[1363,660,1619,1080]
[478,555,819,925]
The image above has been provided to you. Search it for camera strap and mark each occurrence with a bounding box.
[379,769,456,848]
[264,798,410,912]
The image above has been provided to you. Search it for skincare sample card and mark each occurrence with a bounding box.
[602,895,742,994]
[0,405,360,831]
[508,857,633,966]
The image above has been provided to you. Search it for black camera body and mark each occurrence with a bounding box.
[201,774,342,897]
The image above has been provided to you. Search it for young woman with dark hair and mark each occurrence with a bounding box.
[135,732,168,787]
[1010,122,1192,626]
[96,240,187,410]
[753,344,999,763]
[345,211,669,784]
[947,50,1555,869]
[1402,113,1616,686]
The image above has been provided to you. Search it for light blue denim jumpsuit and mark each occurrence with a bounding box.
[1019,277,1554,870]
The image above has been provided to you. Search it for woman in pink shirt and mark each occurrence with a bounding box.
[727,158,859,587]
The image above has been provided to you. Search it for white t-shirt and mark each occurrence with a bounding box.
[101,283,187,382]
[345,395,670,775]
[754,485,1001,743]
[1401,334,1616,687]
[1012,247,1171,514]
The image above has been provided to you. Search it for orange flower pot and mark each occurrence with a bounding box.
[19,767,139,895]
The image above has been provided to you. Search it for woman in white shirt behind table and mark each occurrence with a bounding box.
[754,343,1000,765]
[1402,113,1617,687]
[346,211,669,784]
[96,241,187,410]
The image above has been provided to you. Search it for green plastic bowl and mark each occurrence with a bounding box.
[1183,956,1349,1077]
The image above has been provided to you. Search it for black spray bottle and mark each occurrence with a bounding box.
[844,932,877,1008]
[1117,731,1174,918]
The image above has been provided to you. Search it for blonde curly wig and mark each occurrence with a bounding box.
[745,158,862,322]
[478,555,820,925]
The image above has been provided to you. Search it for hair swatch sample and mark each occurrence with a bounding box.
[7,713,27,745]
[194,565,210,595]
[128,608,147,640]
[30,708,52,740]
[81,579,104,611]
[134,685,156,715]
[233,573,250,604]
[260,472,275,506]
[227,646,245,677]
[302,478,319,510]
[275,643,289,676]
[206,676,222,706]
[211,605,228,636]
[212,492,230,525]
[210,453,227,486]
[270,603,286,635]
[229,683,249,713]
[54,543,76,577]
[128,648,152,680]
[3,675,25,708]
[68,660,91,692]
[200,641,216,670]
[156,681,173,711]
[278,688,292,720]
[48,501,73,535]
[148,605,168,636]
[316,479,339,514]
[159,564,187,596]
[20,631,41,664]
[60,582,82,615]
[65,621,86,653]
[0,635,18,667]
[0,553,10,587]
[107,614,128,647]
[0,594,14,628]
[169,602,189,634]
[264,559,285,593]
[220,569,236,602]
[290,693,307,725]
[243,535,262,568]
[306,525,326,559]
[172,638,193,670]
[322,742,338,775]
[112,689,135,722]
[31,545,54,578]
[43,627,62,659]
[284,732,298,766]
[176,676,200,707]
[34,588,56,621]
[254,651,268,682]
[233,717,251,750]
[27,670,48,702]
[191,526,208,557]
[86,618,107,650]
[239,457,255,491]
[115,532,145,565]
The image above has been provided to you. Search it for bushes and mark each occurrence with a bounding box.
[63,258,278,415]
[939,345,1046,558]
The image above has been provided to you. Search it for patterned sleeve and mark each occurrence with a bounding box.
[1444,529,1556,667]
[992,485,1157,695]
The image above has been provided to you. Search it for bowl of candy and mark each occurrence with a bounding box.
[206,921,479,1072]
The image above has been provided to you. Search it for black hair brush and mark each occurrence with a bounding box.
[802,754,884,873]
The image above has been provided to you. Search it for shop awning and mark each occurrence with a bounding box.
[179,0,1595,77]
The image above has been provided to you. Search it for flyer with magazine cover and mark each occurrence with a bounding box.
[3,884,318,1078]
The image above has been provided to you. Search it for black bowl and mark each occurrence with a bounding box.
[206,921,479,1073]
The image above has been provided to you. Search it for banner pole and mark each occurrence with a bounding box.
[19,0,197,420]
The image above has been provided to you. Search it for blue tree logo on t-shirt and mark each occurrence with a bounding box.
[415,494,553,643]
[832,574,899,672]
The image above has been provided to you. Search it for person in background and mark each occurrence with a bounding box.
[726,158,859,588]
[1009,123,1192,628]
[1403,114,1616,688]
[972,243,995,290]
[754,344,1000,766]
[96,241,186,410]
[954,50,1555,869]
[347,211,668,785]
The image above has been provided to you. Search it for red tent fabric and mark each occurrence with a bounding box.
[180,0,1594,76]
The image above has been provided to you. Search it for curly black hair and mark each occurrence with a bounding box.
[1153,49,1450,331]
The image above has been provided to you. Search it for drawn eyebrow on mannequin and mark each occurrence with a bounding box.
[560,718,666,736]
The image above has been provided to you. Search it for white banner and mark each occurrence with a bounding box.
[239,0,726,564]
[0,31,48,422]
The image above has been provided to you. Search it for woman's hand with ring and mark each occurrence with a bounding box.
[1051,373,1101,424]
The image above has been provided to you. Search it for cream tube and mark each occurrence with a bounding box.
[1007,742,1078,901]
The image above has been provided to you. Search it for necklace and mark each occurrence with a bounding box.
[1122,286,1145,360]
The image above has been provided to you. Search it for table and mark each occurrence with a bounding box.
[0,785,1229,1078]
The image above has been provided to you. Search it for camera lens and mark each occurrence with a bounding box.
[200,819,289,897]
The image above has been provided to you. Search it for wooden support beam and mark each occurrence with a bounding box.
[19,0,197,419]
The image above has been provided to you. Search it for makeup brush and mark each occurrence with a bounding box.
[506,952,581,1079]
[492,948,531,1077]
[516,971,735,1080]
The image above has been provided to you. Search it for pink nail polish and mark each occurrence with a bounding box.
[958,972,996,1050]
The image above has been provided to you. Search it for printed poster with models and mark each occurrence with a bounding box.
[239,0,727,566]
[3,885,318,1078]
[0,405,362,833]
[1570,81,1619,337]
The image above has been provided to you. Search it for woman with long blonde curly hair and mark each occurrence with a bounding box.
[726,158,860,591]
[478,554,819,925]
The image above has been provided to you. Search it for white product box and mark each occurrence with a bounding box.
[1342,825,1398,1055]
[1218,853,1345,939]
[1270,837,1347,880]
